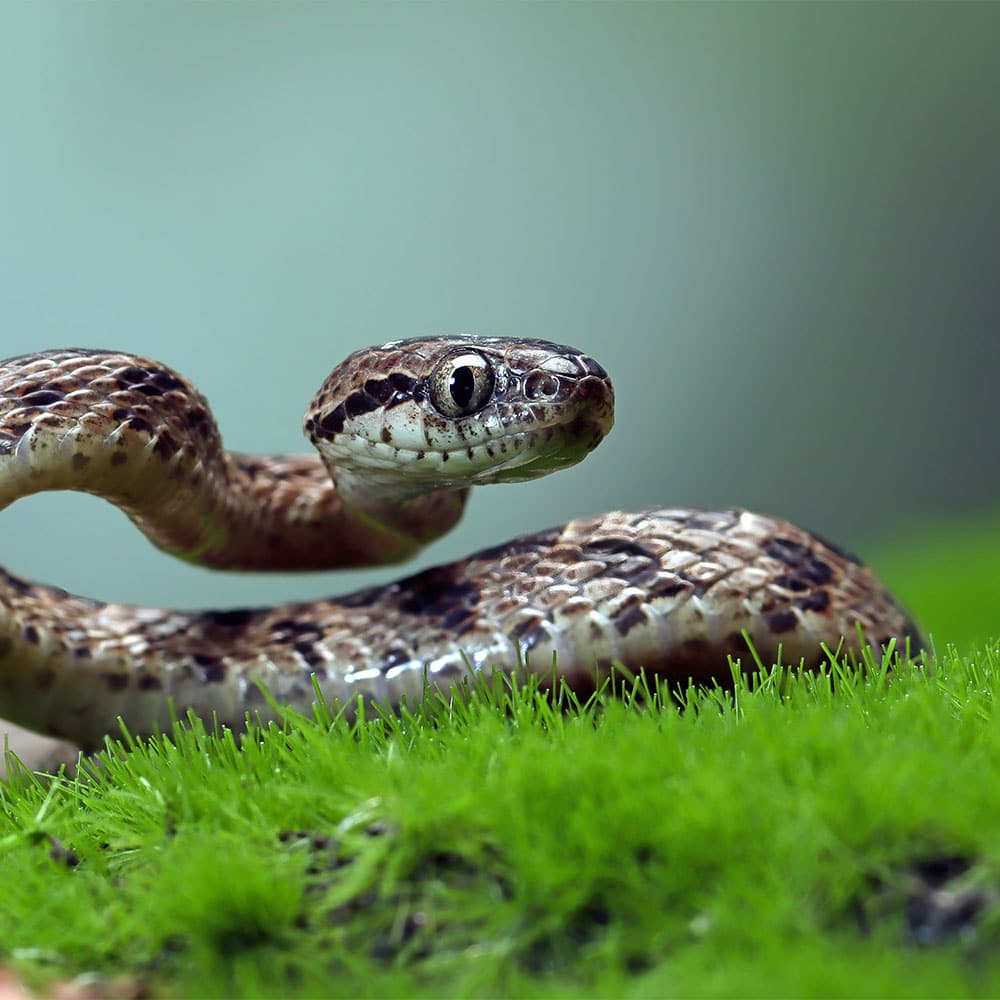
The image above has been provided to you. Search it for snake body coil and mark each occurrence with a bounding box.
[0,338,920,748]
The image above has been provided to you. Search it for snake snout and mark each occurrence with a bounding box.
[554,368,615,445]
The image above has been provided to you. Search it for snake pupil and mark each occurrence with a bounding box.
[449,367,476,409]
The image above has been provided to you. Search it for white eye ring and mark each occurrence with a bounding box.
[429,352,495,417]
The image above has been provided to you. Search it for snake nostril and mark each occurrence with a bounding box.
[525,373,560,400]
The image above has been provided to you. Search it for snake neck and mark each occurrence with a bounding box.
[1,437,468,574]
[151,453,470,572]
[324,465,473,558]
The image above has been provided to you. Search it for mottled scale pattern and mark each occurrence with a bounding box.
[0,345,921,750]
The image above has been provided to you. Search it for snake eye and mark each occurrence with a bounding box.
[429,352,495,417]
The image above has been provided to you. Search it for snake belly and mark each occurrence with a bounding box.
[0,342,921,749]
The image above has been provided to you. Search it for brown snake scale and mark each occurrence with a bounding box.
[0,338,921,749]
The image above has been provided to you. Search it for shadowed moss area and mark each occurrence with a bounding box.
[1,514,999,998]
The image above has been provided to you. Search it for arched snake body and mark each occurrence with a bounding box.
[0,338,921,749]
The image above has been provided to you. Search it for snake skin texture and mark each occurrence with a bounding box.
[0,340,921,749]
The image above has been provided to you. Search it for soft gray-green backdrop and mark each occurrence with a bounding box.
[1,3,997,613]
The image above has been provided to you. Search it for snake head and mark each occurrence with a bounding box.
[305,336,614,497]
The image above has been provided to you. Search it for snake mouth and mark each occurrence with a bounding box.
[318,390,614,493]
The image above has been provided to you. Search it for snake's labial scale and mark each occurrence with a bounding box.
[0,343,919,749]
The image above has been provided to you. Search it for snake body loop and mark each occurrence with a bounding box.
[0,338,920,748]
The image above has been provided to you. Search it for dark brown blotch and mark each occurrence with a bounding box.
[767,609,799,634]
[117,366,150,385]
[22,389,64,406]
[673,572,707,597]
[512,622,550,650]
[389,372,416,393]
[270,617,322,639]
[199,608,260,628]
[765,537,812,567]
[397,566,481,618]
[151,370,185,392]
[615,603,648,637]
[382,646,413,670]
[344,390,381,420]
[649,577,692,599]
[440,605,476,631]
[363,378,394,404]
[318,403,346,436]
[126,416,154,435]
[774,557,834,592]
[154,432,179,460]
[202,660,226,684]
[797,589,830,613]
[509,615,545,641]
[186,407,212,434]
[294,643,326,668]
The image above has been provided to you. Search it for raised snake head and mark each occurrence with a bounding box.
[305,336,614,499]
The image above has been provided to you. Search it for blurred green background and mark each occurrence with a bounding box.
[1,4,997,643]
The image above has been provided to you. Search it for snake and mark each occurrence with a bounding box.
[0,337,921,750]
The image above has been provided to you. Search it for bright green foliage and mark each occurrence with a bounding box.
[0,645,999,998]
[1,515,999,998]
